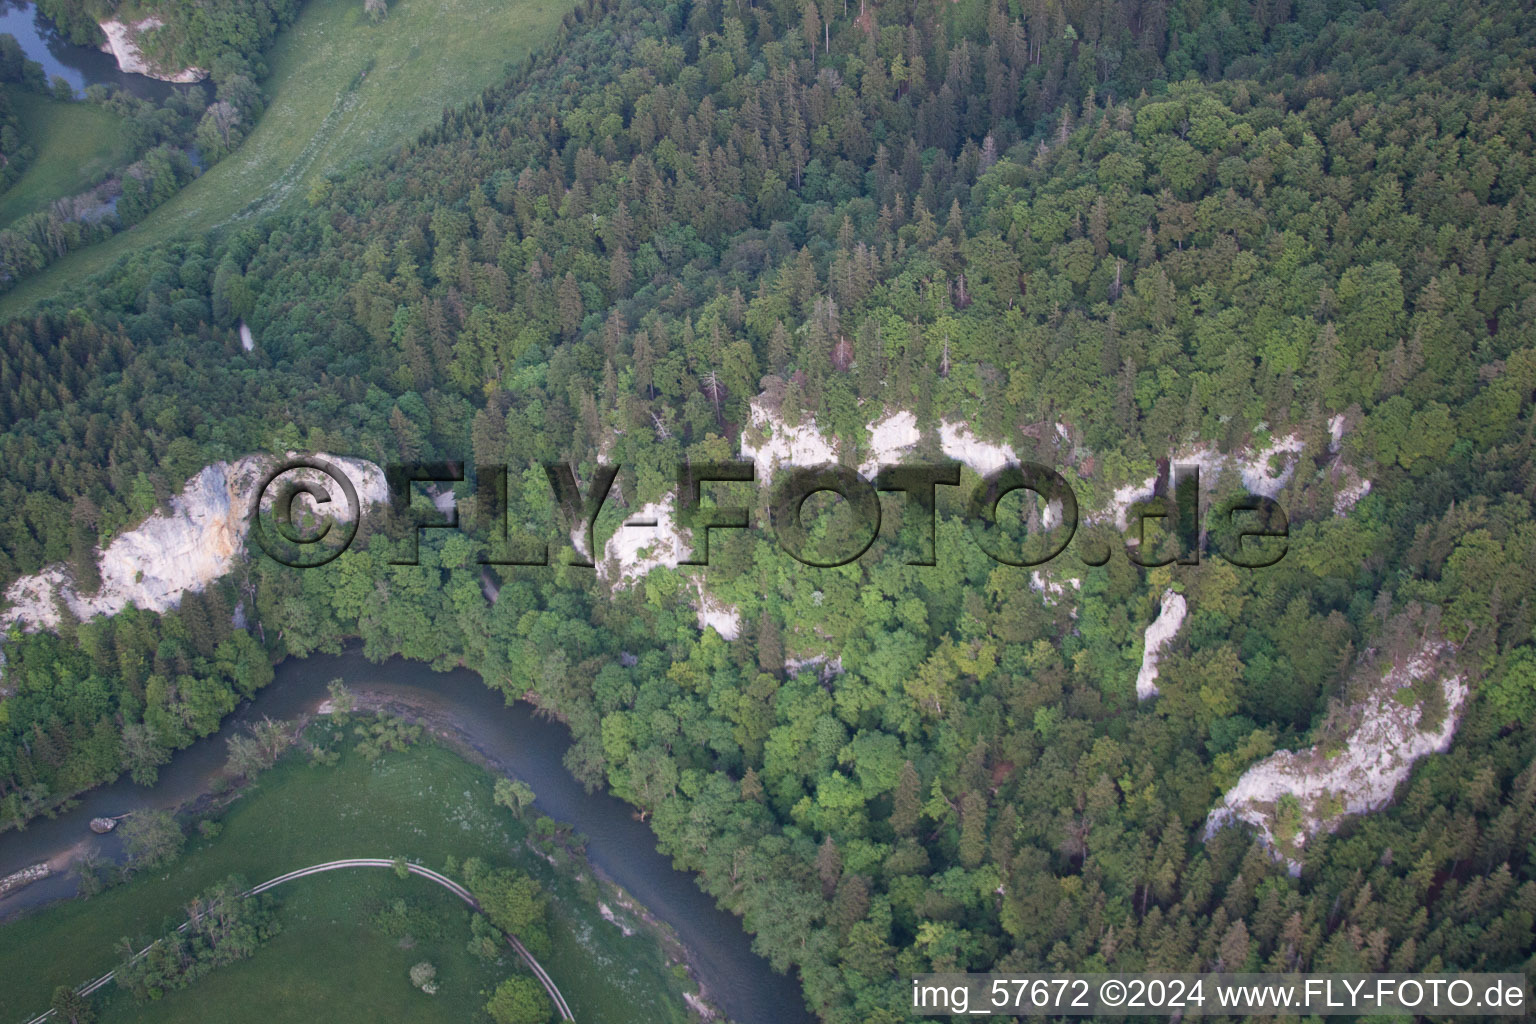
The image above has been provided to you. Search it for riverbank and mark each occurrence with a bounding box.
[0,0,567,315]
[0,650,813,1024]
[334,689,727,1020]
[0,728,694,1023]
[0,90,136,229]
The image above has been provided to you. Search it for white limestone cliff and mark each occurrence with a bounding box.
[1029,570,1081,609]
[599,496,689,585]
[738,398,839,485]
[938,420,1018,477]
[1333,472,1373,515]
[2,454,385,638]
[596,495,735,635]
[859,411,920,477]
[784,653,845,679]
[98,18,207,82]
[1204,642,1467,875]
[1095,433,1319,531]
[694,584,741,640]
[1134,588,1187,700]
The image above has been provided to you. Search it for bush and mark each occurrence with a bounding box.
[485,975,549,1024]
[409,961,437,994]
[120,810,184,871]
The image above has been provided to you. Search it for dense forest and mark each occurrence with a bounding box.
[2,0,1535,1018]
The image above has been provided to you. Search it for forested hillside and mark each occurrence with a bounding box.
[2,0,1535,1018]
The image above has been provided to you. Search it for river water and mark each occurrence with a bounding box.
[0,0,186,102]
[0,651,813,1024]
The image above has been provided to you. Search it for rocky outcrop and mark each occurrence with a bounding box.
[0,862,49,900]
[1095,435,1309,531]
[694,585,741,640]
[1204,641,1467,874]
[597,494,734,637]
[859,411,920,476]
[98,18,207,82]
[1135,588,1186,700]
[1089,420,1373,532]
[783,653,844,680]
[599,496,688,585]
[2,454,386,640]
[738,397,839,485]
[1030,570,1081,619]
[600,403,1372,645]
[938,420,1018,477]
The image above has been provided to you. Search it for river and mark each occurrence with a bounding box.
[0,651,814,1024]
[0,0,192,102]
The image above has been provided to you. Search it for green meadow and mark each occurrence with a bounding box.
[0,735,691,1024]
[0,0,565,315]
[0,90,135,228]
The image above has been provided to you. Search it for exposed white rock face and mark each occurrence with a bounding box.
[939,420,1018,477]
[428,486,456,517]
[1328,413,1348,452]
[596,496,743,637]
[239,321,254,352]
[1240,434,1308,498]
[1333,474,1372,516]
[1095,430,1346,531]
[98,19,207,82]
[1102,476,1160,532]
[599,496,689,585]
[694,584,741,640]
[1097,448,1246,532]
[1037,497,1067,530]
[1029,570,1080,607]
[601,405,1368,648]
[739,398,839,485]
[3,569,70,631]
[600,400,918,584]
[859,411,921,477]
[1166,446,1230,491]
[784,653,845,679]
[2,454,386,636]
[1135,589,1187,700]
[1205,644,1467,875]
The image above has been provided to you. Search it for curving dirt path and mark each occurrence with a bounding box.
[25,858,574,1024]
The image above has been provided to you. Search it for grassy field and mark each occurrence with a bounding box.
[0,90,136,229]
[101,872,505,1024]
[0,0,565,315]
[0,731,691,1024]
